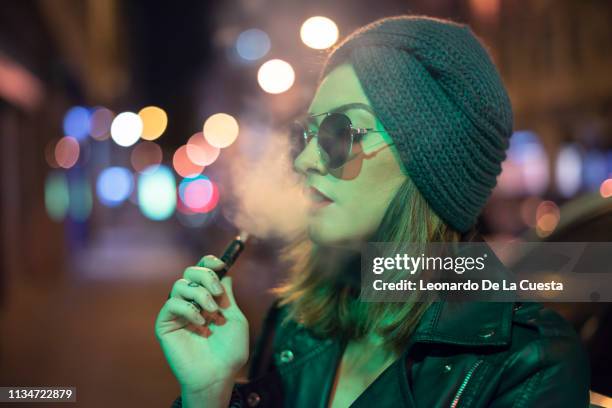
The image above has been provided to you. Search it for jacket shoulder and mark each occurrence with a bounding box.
[489,303,591,407]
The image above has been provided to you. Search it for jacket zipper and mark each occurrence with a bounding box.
[450,359,483,408]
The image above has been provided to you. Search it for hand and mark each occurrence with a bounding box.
[155,255,249,397]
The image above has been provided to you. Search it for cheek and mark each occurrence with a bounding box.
[309,149,405,244]
[339,175,402,229]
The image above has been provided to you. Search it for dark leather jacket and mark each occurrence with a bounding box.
[172,299,590,407]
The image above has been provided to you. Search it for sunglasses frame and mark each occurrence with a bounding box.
[294,111,391,170]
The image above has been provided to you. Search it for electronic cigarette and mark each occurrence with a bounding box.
[189,231,249,312]
[208,230,250,279]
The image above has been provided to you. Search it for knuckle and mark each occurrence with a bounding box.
[203,254,217,262]
[199,290,213,304]
[206,268,220,280]
[182,267,194,279]
[185,301,201,315]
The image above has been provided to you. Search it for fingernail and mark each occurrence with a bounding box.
[212,281,223,294]
[197,315,206,325]
[206,298,218,311]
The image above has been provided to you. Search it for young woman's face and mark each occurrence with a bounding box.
[294,63,407,247]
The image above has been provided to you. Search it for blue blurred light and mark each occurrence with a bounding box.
[137,165,176,220]
[236,29,271,61]
[556,144,582,198]
[96,166,134,207]
[583,150,608,190]
[63,106,91,140]
[507,130,549,195]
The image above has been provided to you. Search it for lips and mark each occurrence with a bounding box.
[308,186,333,211]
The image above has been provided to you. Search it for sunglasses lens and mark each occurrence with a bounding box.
[319,113,352,169]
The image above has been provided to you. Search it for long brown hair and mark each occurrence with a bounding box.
[272,175,461,352]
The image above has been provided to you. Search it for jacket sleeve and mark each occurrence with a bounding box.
[488,315,591,407]
[169,300,283,408]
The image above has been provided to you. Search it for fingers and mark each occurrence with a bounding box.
[164,297,207,326]
[170,278,219,313]
[184,266,224,296]
[196,255,227,272]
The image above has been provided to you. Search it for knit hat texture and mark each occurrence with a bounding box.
[320,15,513,233]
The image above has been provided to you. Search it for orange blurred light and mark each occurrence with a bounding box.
[519,196,542,227]
[469,0,500,22]
[55,136,80,169]
[139,106,168,141]
[600,178,612,198]
[131,141,163,174]
[173,145,204,178]
[186,132,220,166]
[536,200,560,220]
[535,200,560,238]
[203,113,239,148]
[536,213,559,237]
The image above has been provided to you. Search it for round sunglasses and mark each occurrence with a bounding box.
[290,111,392,170]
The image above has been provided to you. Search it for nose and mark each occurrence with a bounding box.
[294,136,327,176]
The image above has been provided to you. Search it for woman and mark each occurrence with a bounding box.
[155,16,590,407]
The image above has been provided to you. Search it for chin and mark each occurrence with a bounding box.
[307,221,366,249]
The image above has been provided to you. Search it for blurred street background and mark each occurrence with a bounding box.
[1,0,611,406]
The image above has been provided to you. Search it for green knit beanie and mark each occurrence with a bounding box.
[320,15,513,233]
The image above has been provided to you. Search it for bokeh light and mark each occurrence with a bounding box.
[600,178,612,198]
[45,171,69,221]
[55,136,80,169]
[68,175,93,222]
[535,200,560,238]
[187,132,220,165]
[44,138,60,168]
[138,106,168,141]
[257,59,295,94]
[556,144,582,197]
[90,107,114,141]
[583,150,608,190]
[111,112,143,147]
[178,175,219,213]
[300,16,339,49]
[469,0,501,21]
[63,106,91,140]
[131,141,163,174]
[138,165,176,221]
[507,130,549,195]
[236,28,270,61]
[519,196,542,227]
[96,167,134,207]
[173,145,204,178]
[203,113,239,148]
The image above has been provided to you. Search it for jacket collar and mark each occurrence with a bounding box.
[411,300,514,347]
[411,229,514,347]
